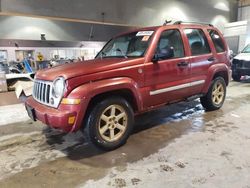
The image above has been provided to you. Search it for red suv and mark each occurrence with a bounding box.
[25,22,231,150]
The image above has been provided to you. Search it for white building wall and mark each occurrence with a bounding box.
[237,5,250,49]
[224,21,249,51]
[238,6,250,21]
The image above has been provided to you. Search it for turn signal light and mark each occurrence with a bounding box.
[68,116,76,125]
[61,98,81,105]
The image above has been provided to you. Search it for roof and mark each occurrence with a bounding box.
[115,21,215,38]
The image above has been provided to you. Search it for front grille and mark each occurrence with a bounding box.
[33,79,63,108]
[33,80,53,107]
[233,59,250,68]
[243,60,250,68]
[237,60,243,68]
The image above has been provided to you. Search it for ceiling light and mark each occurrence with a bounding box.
[214,2,230,12]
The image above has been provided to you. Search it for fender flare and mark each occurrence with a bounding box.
[67,77,143,111]
[202,64,230,93]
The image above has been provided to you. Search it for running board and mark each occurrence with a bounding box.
[186,94,204,102]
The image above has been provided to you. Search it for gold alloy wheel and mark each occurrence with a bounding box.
[98,104,128,142]
[212,81,225,105]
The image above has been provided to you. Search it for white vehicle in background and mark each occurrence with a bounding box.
[232,44,250,81]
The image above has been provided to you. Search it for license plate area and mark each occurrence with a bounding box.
[25,105,36,121]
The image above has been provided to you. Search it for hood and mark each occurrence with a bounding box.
[234,53,250,61]
[35,58,135,81]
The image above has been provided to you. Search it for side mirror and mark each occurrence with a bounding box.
[152,46,174,62]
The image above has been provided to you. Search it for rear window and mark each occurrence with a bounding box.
[208,29,225,53]
[184,29,211,56]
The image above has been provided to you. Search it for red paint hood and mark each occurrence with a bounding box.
[35,58,134,81]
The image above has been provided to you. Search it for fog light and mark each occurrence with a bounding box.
[68,116,76,125]
[50,98,54,105]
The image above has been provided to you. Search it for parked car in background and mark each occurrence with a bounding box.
[232,44,250,81]
[25,21,231,151]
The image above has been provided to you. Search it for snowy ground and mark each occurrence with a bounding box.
[0,104,29,126]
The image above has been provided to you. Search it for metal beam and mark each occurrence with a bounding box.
[0,11,139,28]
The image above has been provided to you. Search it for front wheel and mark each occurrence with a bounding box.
[86,97,134,151]
[232,73,241,82]
[200,77,226,111]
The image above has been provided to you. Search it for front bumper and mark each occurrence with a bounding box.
[25,97,86,132]
[232,59,250,76]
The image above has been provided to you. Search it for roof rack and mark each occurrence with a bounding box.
[174,21,213,27]
[163,20,172,26]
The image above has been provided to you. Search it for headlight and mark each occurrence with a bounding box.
[52,77,65,98]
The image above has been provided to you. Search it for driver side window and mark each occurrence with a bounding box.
[157,29,185,59]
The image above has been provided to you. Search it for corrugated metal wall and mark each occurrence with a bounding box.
[0,0,238,41]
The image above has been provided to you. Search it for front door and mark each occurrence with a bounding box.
[144,29,191,108]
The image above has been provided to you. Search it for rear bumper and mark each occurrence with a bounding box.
[25,97,86,132]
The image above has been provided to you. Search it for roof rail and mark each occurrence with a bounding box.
[163,20,172,26]
[174,21,213,27]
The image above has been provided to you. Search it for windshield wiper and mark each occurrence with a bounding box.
[115,48,128,59]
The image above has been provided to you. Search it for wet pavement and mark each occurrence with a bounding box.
[0,80,250,188]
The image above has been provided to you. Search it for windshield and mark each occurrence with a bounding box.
[242,44,250,53]
[96,31,154,58]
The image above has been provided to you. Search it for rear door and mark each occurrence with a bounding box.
[144,28,191,107]
[182,27,214,96]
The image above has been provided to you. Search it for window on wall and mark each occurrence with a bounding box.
[80,49,96,60]
[156,29,185,58]
[0,51,8,62]
[208,29,226,53]
[184,29,211,56]
[15,50,34,62]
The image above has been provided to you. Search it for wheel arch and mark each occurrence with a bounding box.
[67,77,143,131]
[202,64,230,94]
[87,88,139,113]
[212,70,229,86]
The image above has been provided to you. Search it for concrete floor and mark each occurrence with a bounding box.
[0,91,20,106]
[0,81,250,188]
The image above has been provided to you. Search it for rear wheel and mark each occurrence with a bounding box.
[86,97,134,151]
[200,77,226,111]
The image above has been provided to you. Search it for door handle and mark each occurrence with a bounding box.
[207,57,216,62]
[177,62,189,67]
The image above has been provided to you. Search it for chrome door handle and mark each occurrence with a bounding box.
[177,62,189,67]
[207,57,216,62]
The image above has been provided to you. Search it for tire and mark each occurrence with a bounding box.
[232,73,241,82]
[86,97,134,151]
[200,77,226,111]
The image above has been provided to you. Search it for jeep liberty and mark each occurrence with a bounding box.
[25,22,231,150]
